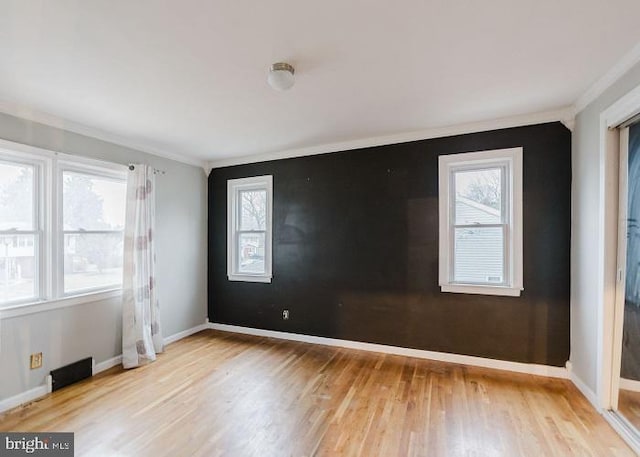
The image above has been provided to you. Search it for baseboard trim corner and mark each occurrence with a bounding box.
[93,355,123,375]
[566,362,600,411]
[207,323,569,379]
[163,321,209,346]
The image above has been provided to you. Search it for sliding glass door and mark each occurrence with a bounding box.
[615,121,640,433]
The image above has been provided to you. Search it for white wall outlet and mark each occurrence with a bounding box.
[282,309,289,320]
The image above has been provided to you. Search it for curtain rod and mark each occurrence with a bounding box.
[128,163,166,175]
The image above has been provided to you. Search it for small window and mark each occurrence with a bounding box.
[61,168,126,294]
[438,147,523,296]
[227,175,273,283]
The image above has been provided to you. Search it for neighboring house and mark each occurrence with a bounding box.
[0,234,35,302]
[0,232,35,278]
[240,235,265,273]
[454,196,504,284]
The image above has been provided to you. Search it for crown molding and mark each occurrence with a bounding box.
[0,100,207,169]
[574,41,640,114]
[0,99,576,173]
[207,106,575,169]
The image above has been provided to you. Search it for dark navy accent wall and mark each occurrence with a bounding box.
[208,122,571,366]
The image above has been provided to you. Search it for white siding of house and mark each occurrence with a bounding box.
[453,198,504,284]
[455,196,501,224]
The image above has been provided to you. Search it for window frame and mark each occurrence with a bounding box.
[0,155,47,305]
[227,175,273,283]
[57,161,127,297]
[0,138,127,315]
[438,147,523,297]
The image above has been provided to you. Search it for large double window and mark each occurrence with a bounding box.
[0,142,127,310]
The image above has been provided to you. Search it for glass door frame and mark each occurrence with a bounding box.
[610,126,630,413]
[594,84,640,454]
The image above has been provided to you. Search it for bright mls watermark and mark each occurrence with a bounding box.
[0,433,73,456]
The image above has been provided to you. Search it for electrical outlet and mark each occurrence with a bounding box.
[30,352,42,369]
[282,309,289,320]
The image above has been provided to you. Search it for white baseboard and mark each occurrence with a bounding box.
[163,322,209,346]
[0,375,52,414]
[92,355,123,375]
[619,377,640,393]
[566,361,601,411]
[207,323,569,379]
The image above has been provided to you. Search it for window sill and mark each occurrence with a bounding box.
[440,284,523,297]
[228,274,272,283]
[0,289,123,320]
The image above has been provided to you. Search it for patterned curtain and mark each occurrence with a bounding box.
[122,164,163,368]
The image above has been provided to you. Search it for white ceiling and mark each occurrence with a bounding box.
[2,1,640,165]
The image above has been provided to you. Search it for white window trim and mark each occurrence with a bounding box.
[0,153,49,307]
[438,147,523,297]
[0,138,127,317]
[227,175,273,283]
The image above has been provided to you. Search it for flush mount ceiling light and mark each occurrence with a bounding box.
[268,62,295,91]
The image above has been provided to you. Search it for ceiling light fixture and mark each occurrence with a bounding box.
[268,62,295,91]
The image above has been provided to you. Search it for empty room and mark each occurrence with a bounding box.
[3,1,640,456]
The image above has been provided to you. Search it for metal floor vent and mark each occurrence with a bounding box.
[50,357,93,392]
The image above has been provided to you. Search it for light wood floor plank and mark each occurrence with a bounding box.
[619,389,640,433]
[0,330,634,456]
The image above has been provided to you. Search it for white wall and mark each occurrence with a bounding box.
[572,62,640,395]
[0,112,208,400]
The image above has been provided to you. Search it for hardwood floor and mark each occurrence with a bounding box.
[619,389,640,433]
[0,330,634,456]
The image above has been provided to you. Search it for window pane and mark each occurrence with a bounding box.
[63,172,126,231]
[454,168,502,225]
[239,190,267,231]
[453,227,504,284]
[238,232,266,274]
[0,234,37,305]
[0,162,34,230]
[64,233,123,293]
